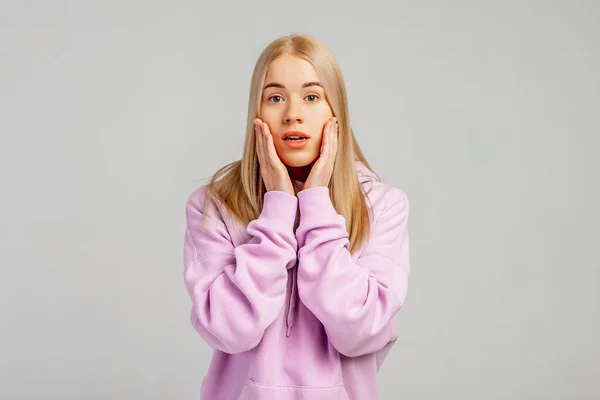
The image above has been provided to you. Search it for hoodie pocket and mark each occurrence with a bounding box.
[238,379,349,400]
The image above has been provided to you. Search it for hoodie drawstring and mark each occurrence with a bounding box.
[285,261,298,337]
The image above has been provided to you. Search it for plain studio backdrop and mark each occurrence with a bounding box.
[1,1,599,399]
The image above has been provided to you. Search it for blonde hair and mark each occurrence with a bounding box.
[202,33,376,254]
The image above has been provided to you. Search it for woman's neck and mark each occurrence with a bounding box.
[286,162,315,183]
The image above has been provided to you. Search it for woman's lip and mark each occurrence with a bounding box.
[283,138,310,148]
[283,131,310,139]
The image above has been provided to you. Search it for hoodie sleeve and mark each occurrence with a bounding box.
[295,186,410,358]
[183,187,298,354]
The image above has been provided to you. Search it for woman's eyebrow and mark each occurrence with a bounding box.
[263,81,323,90]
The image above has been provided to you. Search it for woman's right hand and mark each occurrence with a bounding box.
[254,118,295,196]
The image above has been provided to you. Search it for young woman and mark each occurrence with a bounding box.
[183,34,410,400]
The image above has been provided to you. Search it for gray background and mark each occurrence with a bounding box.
[1,1,599,399]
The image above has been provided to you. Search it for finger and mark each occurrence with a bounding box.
[327,120,335,160]
[320,120,329,155]
[327,118,337,162]
[322,118,334,155]
[255,119,266,166]
[262,122,279,162]
[254,119,262,154]
[332,120,339,158]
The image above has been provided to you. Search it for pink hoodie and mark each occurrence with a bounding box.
[183,161,410,400]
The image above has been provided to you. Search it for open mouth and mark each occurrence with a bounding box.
[283,137,310,148]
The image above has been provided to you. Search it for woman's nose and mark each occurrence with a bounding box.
[284,102,303,123]
[284,115,303,123]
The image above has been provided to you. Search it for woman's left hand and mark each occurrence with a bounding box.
[303,117,339,190]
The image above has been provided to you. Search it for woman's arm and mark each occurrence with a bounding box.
[183,187,298,354]
[295,186,410,358]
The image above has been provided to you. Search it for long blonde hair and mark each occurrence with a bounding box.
[202,33,376,254]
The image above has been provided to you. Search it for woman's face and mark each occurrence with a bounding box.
[259,54,334,168]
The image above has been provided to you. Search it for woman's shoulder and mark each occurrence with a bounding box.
[185,184,226,223]
[363,181,409,224]
[356,162,408,210]
[186,184,208,208]
[369,181,408,204]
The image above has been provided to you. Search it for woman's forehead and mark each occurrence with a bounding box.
[264,55,321,88]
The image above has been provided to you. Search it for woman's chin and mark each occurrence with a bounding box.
[282,155,317,168]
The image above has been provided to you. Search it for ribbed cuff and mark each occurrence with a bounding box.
[297,186,338,225]
[259,190,299,227]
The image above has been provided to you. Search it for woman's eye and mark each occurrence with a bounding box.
[267,94,318,103]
